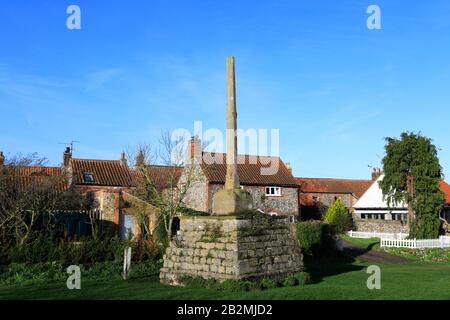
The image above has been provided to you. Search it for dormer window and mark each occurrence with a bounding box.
[265,186,281,197]
[83,172,95,183]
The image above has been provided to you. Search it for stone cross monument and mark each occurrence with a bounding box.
[159,57,303,285]
[212,56,252,215]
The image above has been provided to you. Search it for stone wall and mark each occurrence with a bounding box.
[209,184,299,217]
[160,216,303,285]
[353,219,409,234]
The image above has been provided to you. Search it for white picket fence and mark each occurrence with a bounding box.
[347,230,408,240]
[380,236,450,249]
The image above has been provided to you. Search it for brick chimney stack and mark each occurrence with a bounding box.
[120,151,127,166]
[135,150,145,168]
[372,167,381,181]
[0,151,4,166]
[285,162,293,174]
[187,136,202,164]
[63,147,72,167]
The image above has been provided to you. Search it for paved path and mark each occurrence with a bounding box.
[337,239,410,264]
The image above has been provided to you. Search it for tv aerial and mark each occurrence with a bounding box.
[58,140,80,154]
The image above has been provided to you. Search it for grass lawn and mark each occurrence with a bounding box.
[2,259,450,300]
[341,235,381,251]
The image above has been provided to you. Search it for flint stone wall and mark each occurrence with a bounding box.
[160,216,303,285]
[353,219,409,234]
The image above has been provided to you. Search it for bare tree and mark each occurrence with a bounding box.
[0,153,86,246]
[129,131,201,244]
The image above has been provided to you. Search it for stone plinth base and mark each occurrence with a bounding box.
[160,216,303,285]
[212,188,253,215]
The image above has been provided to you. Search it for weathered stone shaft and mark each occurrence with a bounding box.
[225,56,240,190]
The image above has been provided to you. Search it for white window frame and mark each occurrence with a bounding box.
[265,186,281,197]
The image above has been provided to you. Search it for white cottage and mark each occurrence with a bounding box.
[353,175,450,234]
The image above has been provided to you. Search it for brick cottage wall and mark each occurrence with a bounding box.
[160,216,303,285]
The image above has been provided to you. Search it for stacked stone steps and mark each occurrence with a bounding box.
[160,216,303,285]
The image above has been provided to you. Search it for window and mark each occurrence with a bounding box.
[265,186,281,196]
[83,172,95,183]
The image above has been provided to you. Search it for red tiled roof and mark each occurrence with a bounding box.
[440,181,450,204]
[134,165,183,192]
[299,194,317,206]
[200,153,298,187]
[296,177,373,198]
[71,159,134,187]
[0,166,68,193]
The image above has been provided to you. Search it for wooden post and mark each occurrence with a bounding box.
[123,246,131,280]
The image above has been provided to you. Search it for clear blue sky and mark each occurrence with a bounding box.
[1,0,450,180]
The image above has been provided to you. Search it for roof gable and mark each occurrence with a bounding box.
[354,175,407,209]
[71,159,134,187]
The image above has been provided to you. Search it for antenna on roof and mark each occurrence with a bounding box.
[58,140,80,154]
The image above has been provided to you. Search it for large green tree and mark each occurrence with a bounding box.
[379,132,444,239]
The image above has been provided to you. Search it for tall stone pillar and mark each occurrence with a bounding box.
[212,56,252,215]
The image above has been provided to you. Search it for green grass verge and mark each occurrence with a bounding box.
[341,235,380,251]
[2,260,450,300]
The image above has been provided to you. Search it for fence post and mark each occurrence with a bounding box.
[123,247,131,280]
[349,230,353,237]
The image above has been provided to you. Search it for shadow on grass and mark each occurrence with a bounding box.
[304,249,366,284]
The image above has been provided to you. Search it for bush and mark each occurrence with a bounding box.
[260,277,278,289]
[295,272,312,285]
[296,220,334,255]
[324,199,352,235]
[7,234,161,266]
[282,275,298,287]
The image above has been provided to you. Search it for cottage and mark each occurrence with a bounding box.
[353,175,450,234]
[296,168,378,219]
[181,136,299,219]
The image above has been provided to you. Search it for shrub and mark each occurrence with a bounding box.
[7,234,161,266]
[260,277,277,289]
[295,272,312,285]
[324,198,352,235]
[282,275,298,287]
[296,220,323,254]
